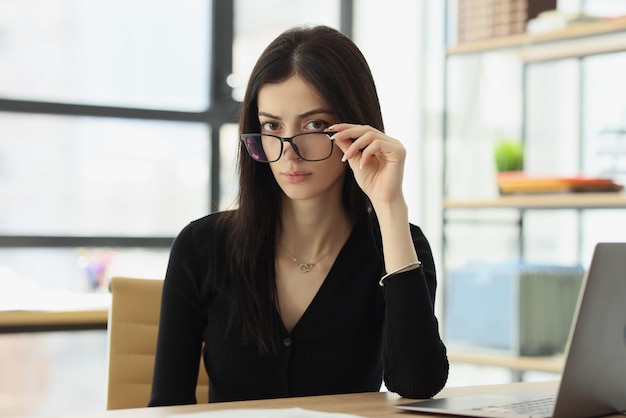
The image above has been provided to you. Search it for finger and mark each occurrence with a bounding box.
[357,137,384,169]
[327,123,375,142]
[331,128,376,161]
[326,123,361,133]
[328,131,361,162]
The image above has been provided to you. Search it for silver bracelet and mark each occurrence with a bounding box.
[378,260,421,287]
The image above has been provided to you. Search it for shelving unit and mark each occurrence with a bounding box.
[442,18,626,264]
[441,11,626,364]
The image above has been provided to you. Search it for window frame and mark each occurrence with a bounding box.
[0,0,353,250]
[0,0,237,248]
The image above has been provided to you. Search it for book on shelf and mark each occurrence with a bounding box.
[496,172,624,195]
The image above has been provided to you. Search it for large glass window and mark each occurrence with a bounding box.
[0,0,348,292]
[0,0,210,110]
[0,0,216,293]
[0,113,210,236]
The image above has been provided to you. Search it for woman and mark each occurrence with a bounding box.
[149,25,448,406]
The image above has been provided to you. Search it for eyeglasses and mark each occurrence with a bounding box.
[241,131,335,163]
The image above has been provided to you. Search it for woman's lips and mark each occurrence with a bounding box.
[283,171,311,183]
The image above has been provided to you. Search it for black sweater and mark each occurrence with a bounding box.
[149,211,448,405]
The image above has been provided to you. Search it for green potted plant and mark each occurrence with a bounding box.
[494,139,524,173]
[494,139,524,194]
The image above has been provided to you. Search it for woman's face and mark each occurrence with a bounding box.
[256,75,347,202]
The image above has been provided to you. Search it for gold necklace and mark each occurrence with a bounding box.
[280,245,321,273]
[279,222,352,273]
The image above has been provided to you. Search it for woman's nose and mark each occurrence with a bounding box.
[281,140,301,161]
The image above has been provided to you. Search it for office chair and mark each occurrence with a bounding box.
[106,276,209,409]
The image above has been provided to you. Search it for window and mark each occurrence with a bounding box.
[0,0,224,293]
[0,0,349,294]
[0,0,210,110]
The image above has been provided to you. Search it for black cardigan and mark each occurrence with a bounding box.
[149,211,448,405]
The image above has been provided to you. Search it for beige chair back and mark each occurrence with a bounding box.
[106,276,209,409]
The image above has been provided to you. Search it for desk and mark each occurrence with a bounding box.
[0,290,109,333]
[38,381,625,418]
[0,307,109,333]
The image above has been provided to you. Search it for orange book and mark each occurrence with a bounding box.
[496,172,624,194]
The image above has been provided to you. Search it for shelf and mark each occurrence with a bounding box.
[447,18,626,62]
[444,192,626,210]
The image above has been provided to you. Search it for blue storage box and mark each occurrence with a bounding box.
[444,263,584,355]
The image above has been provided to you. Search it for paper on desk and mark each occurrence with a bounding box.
[169,407,366,418]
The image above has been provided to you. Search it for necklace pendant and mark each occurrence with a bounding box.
[299,263,316,273]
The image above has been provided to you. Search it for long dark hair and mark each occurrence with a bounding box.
[221,25,385,353]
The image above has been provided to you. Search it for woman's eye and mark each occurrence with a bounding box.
[306,120,328,131]
[261,121,280,131]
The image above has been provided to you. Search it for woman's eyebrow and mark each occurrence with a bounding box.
[258,111,281,120]
[298,108,335,118]
[258,108,335,120]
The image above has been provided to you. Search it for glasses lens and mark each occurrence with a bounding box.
[242,135,282,162]
[241,132,333,162]
[291,132,333,161]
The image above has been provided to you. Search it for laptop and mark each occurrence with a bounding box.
[397,242,626,418]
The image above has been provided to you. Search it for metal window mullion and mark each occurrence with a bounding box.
[0,235,174,248]
[208,0,238,212]
[0,98,208,122]
[340,0,354,38]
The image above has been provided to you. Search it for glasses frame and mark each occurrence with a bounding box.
[240,131,336,163]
